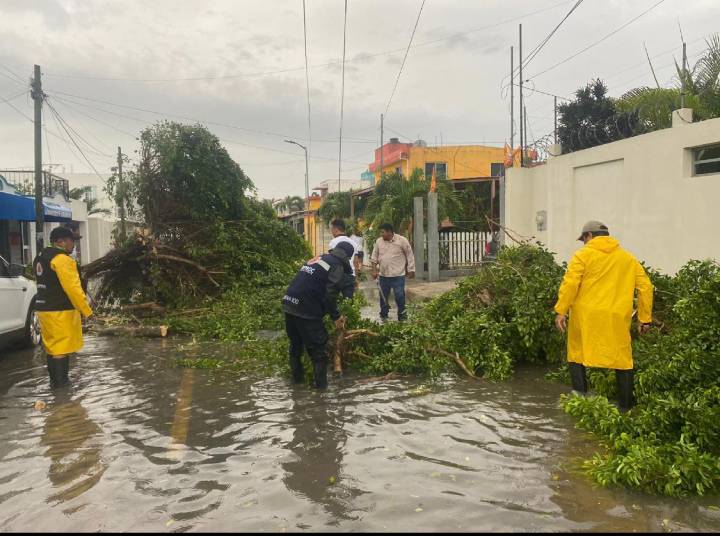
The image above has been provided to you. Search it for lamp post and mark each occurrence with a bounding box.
[284,140,309,213]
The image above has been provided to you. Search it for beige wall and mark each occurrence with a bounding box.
[506,112,720,274]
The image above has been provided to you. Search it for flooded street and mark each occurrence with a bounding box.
[1,336,719,532]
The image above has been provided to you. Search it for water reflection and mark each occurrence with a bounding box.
[282,388,365,523]
[40,392,107,504]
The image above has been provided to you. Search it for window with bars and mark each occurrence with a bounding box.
[693,144,720,176]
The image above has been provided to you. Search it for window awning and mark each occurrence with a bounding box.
[0,191,72,222]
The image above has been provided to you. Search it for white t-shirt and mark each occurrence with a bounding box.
[328,235,358,276]
[349,234,364,254]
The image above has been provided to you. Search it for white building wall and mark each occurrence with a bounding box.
[87,217,117,262]
[506,113,720,274]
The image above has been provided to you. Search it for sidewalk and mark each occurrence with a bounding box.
[356,272,466,320]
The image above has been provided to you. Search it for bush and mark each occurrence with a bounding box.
[561,259,720,496]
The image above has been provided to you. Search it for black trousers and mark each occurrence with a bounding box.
[340,273,356,299]
[284,313,329,389]
[568,362,635,412]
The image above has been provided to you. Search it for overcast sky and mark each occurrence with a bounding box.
[0,0,717,199]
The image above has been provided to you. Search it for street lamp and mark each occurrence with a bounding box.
[284,139,309,213]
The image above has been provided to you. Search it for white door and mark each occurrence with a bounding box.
[0,257,26,334]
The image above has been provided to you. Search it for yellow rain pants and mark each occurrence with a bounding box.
[38,253,93,356]
[554,236,653,370]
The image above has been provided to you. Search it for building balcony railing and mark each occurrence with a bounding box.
[0,170,70,201]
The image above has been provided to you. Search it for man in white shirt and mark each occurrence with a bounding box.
[328,219,360,298]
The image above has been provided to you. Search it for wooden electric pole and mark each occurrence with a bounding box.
[519,24,524,168]
[379,113,384,181]
[31,64,44,252]
[117,146,127,241]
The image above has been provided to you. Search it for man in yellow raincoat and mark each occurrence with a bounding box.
[554,221,653,412]
[33,227,93,388]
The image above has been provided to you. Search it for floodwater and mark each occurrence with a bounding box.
[1,336,719,533]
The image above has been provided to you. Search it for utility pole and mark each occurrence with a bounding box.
[554,96,558,146]
[524,105,528,160]
[680,42,687,109]
[117,147,127,241]
[379,113,384,182]
[31,64,44,252]
[510,46,514,159]
[519,24,524,168]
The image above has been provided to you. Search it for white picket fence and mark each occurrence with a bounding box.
[438,230,489,269]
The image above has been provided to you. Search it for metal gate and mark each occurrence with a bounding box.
[439,231,489,269]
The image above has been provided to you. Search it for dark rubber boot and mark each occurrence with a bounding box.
[313,360,328,390]
[616,369,635,413]
[46,356,68,388]
[59,356,70,384]
[568,362,588,394]
[289,354,305,384]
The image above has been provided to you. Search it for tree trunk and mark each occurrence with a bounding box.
[89,325,169,338]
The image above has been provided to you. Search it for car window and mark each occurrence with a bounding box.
[0,257,9,278]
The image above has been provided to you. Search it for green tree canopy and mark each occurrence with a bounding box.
[557,79,638,153]
[132,121,253,233]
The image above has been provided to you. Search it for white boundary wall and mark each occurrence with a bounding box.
[506,112,720,274]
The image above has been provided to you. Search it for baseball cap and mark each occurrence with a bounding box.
[577,220,609,241]
[50,226,80,242]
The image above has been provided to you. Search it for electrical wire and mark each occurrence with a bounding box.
[46,90,371,165]
[338,0,348,186]
[521,0,585,70]
[302,0,313,168]
[0,64,26,85]
[45,98,110,182]
[527,0,668,80]
[46,89,375,144]
[41,1,572,83]
[384,0,427,117]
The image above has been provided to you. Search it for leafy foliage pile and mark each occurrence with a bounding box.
[86,121,310,306]
[343,245,566,380]
[562,260,720,496]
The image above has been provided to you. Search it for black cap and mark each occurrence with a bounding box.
[331,241,354,259]
[50,227,78,242]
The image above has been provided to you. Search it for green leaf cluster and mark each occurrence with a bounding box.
[561,260,720,496]
[344,244,566,381]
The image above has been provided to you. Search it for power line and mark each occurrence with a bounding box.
[302,0,312,161]
[46,90,372,165]
[527,0,668,80]
[45,99,110,182]
[0,90,33,121]
[0,64,26,85]
[40,1,571,84]
[338,0,348,187]
[46,88,375,144]
[521,0,585,71]
[384,0,427,117]
[46,98,113,158]
[52,95,139,138]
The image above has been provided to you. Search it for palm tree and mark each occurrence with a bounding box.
[618,35,720,129]
[364,169,461,240]
[677,34,720,119]
[69,186,112,216]
[279,195,304,214]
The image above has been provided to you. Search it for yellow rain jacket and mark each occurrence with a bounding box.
[554,236,653,370]
[37,253,93,356]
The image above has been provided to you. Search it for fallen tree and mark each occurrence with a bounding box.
[84,121,309,308]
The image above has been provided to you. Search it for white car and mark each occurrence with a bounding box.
[0,255,41,350]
